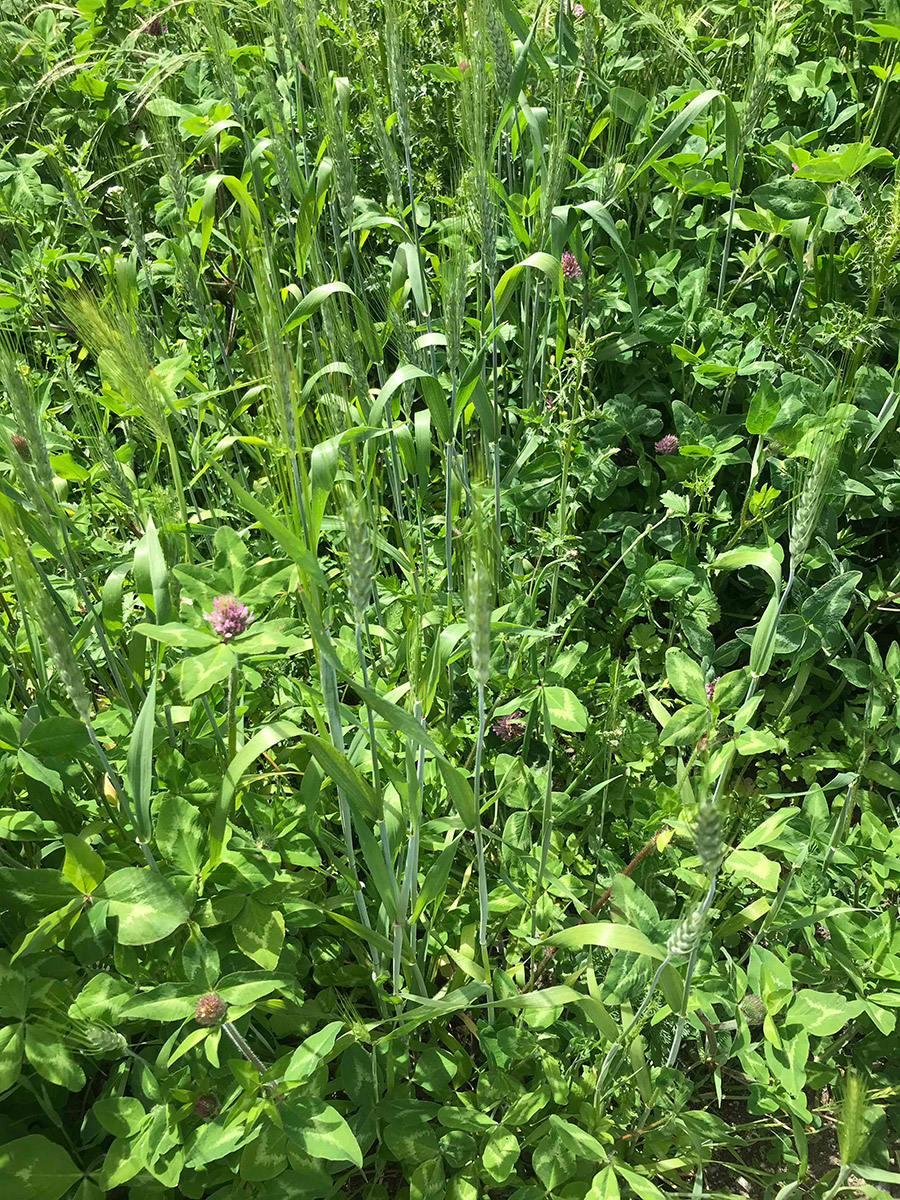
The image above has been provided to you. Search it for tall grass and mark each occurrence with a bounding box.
[0,0,894,1149]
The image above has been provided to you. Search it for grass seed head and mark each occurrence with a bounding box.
[345,502,374,623]
[466,554,492,685]
[666,906,705,958]
[694,794,723,876]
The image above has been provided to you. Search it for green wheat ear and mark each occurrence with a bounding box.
[0,347,55,496]
[343,498,374,624]
[837,1068,867,1168]
[788,421,844,572]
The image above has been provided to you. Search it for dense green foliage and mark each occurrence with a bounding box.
[1,0,900,1196]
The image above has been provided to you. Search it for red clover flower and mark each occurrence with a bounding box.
[493,710,526,741]
[561,251,582,279]
[204,595,252,642]
[194,993,227,1026]
[654,434,679,455]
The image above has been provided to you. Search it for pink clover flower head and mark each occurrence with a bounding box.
[572,2,586,15]
[561,250,583,279]
[705,676,720,701]
[194,993,227,1026]
[459,59,469,72]
[654,433,679,455]
[204,595,252,641]
[493,710,526,741]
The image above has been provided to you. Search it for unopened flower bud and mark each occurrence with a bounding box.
[194,992,227,1026]
[740,993,767,1026]
[193,1093,220,1119]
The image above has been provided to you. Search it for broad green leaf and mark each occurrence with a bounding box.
[0,1135,80,1200]
[282,1097,363,1167]
[25,1025,85,1091]
[119,984,199,1021]
[724,849,781,892]
[542,686,588,732]
[284,1021,344,1082]
[665,648,707,704]
[0,868,77,912]
[0,1023,24,1090]
[98,868,190,945]
[185,1120,257,1168]
[751,177,827,220]
[155,796,205,876]
[787,989,864,1036]
[239,1122,288,1182]
[17,748,63,794]
[589,1165,621,1200]
[62,834,105,893]
[747,379,780,434]
[494,984,584,1010]
[92,1096,147,1139]
[132,622,217,649]
[734,728,784,755]
[172,643,233,702]
[659,703,707,747]
[482,1126,519,1183]
[614,1164,667,1199]
[548,1115,608,1161]
[737,809,797,850]
[12,901,82,961]
[234,897,284,970]
[643,561,696,598]
[533,1134,576,1191]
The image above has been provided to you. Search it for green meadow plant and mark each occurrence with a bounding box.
[0,0,899,1196]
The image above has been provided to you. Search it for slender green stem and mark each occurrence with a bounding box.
[226,658,239,763]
